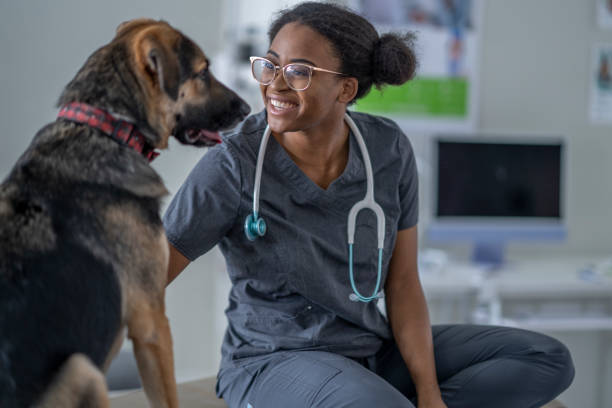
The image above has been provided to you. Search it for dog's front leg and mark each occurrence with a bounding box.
[128,298,178,408]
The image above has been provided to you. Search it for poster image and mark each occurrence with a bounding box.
[598,0,612,30]
[350,0,482,131]
[589,44,612,124]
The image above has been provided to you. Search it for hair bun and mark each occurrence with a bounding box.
[372,33,417,87]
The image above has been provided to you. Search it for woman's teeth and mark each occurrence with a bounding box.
[270,99,297,110]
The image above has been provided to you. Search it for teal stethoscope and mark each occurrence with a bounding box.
[244,113,385,303]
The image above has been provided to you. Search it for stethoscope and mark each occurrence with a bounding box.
[244,113,385,303]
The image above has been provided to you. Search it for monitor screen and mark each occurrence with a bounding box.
[436,140,562,219]
[428,136,565,265]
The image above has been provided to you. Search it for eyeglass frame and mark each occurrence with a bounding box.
[249,56,347,91]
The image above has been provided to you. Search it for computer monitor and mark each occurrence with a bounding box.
[427,136,566,266]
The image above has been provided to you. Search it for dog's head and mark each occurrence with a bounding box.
[116,19,250,149]
[60,19,250,150]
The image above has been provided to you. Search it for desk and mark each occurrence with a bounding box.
[419,254,612,408]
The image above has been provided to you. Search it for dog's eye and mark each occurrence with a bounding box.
[198,67,209,79]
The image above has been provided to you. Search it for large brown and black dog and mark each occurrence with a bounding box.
[0,19,249,407]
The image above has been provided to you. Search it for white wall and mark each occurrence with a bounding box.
[475,3,612,406]
[0,0,223,177]
[478,0,612,256]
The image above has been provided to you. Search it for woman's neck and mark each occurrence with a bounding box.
[273,114,349,190]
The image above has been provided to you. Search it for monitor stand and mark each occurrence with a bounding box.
[472,241,505,267]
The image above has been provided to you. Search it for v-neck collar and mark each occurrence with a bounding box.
[267,117,363,203]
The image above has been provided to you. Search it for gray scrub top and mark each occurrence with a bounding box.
[163,110,418,372]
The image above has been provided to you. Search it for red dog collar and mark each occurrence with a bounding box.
[57,102,160,162]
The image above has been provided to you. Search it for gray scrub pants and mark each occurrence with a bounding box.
[218,325,574,408]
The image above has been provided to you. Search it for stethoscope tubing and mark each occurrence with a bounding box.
[253,124,271,219]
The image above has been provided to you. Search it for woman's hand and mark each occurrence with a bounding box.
[419,402,448,408]
[166,241,190,285]
[418,393,448,408]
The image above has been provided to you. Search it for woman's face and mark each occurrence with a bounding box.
[261,22,348,134]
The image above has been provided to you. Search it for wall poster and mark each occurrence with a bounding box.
[350,0,483,131]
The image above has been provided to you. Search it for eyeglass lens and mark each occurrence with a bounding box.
[252,58,312,91]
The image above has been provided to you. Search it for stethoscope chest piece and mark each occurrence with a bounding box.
[245,213,267,241]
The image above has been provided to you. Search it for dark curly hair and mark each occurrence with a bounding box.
[268,1,417,103]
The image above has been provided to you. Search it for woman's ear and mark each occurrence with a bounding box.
[338,77,358,104]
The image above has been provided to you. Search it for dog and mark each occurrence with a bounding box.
[0,19,250,407]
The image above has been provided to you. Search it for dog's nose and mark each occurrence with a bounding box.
[233,98,251,119]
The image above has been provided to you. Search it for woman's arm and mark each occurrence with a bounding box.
[166,241,191,286]
[385,226,446,408]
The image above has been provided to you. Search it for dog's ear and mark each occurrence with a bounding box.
[115,18,157,37]
[140,35,180,100]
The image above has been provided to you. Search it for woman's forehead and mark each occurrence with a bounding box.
[268,22,338,66]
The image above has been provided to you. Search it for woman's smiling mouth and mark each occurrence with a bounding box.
[268,97,298,114]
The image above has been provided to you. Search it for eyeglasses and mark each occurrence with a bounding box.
[250,56,346,91]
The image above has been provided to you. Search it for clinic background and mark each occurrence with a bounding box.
[1,0,611,406]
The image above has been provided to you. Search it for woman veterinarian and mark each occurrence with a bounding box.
[163,2,574,407]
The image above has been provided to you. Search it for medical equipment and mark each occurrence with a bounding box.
[244,113,385,302]
[429,137,565,266]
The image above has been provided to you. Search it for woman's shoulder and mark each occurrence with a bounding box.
[348,111,413,155]
[203,110,267,167]
[348,111,403,134]
[222,110,267,147]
